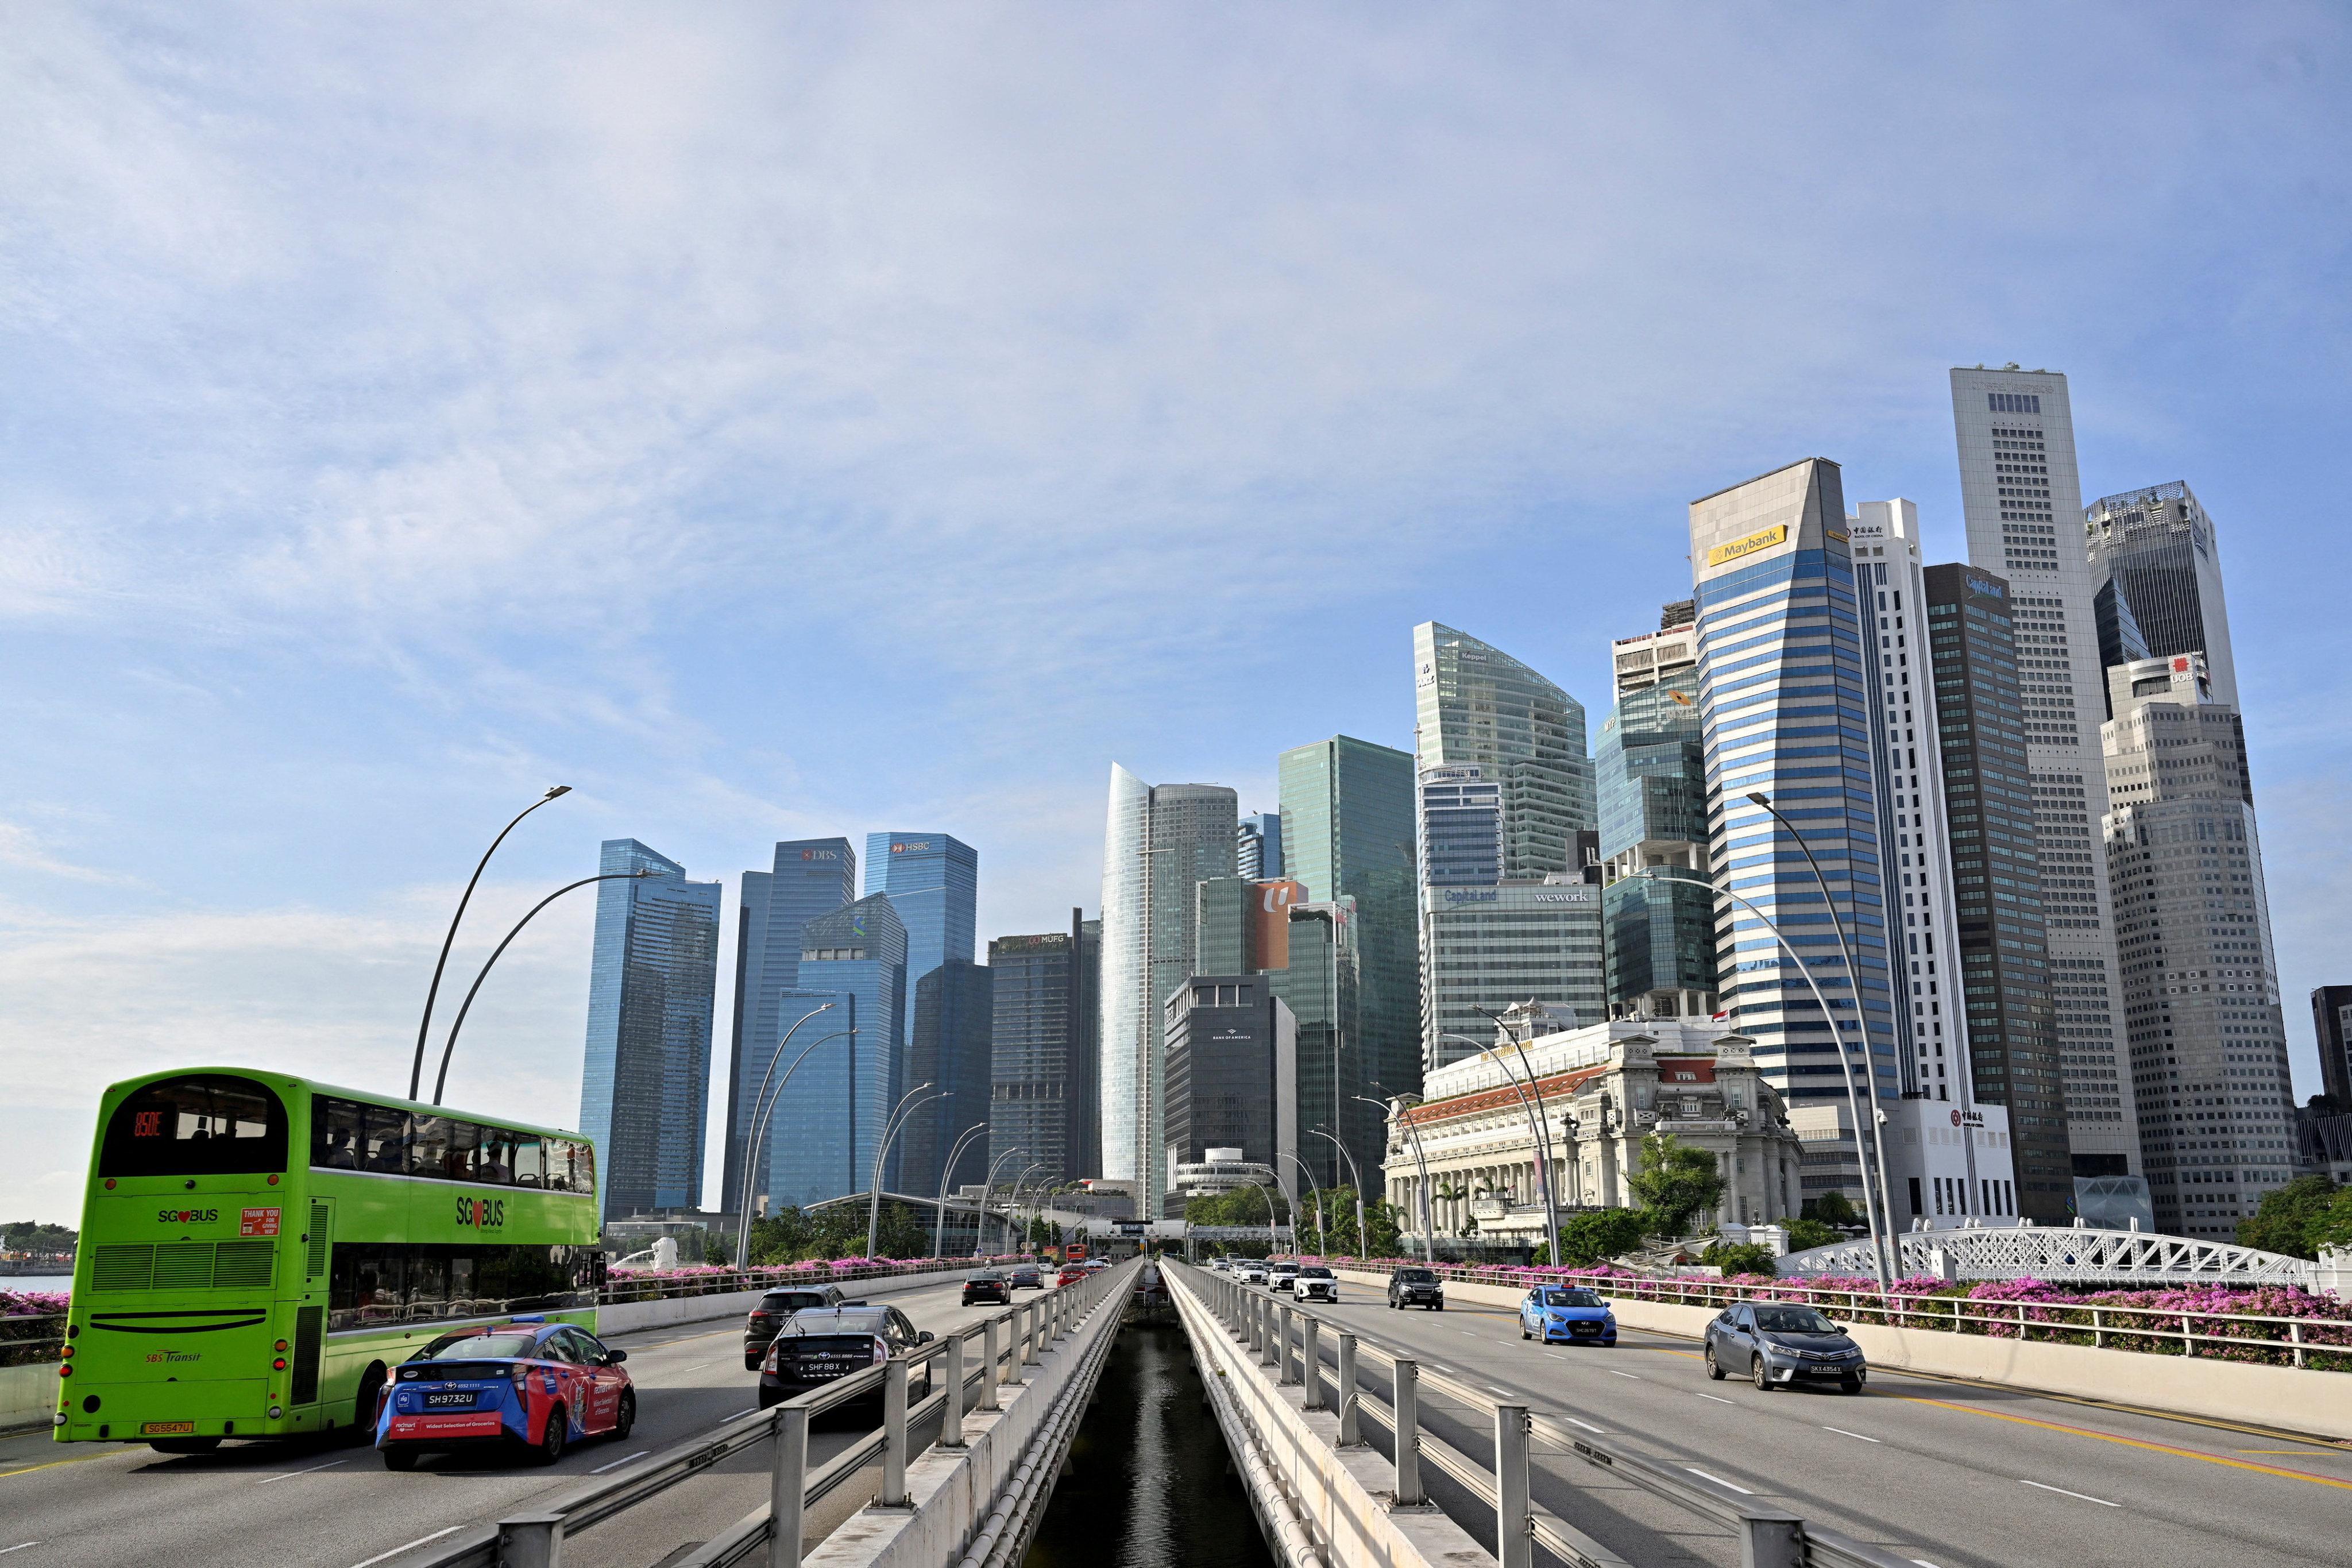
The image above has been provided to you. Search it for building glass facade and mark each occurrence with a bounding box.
[987,918,1093,1185]
[1098,767,1237,1215]
[1238,813,1284,881]
[763,894,907,1210]
[1163,976,1291,1186]
[1413,623,1594,877]
[900,959,995,1202]
[1279,736,1421,1180]
[580,839,721,1222]
[2086,483,2238,705]
[723,838,856,1215]
[1596,629,1713,1021]
[1689,459,1898,1114]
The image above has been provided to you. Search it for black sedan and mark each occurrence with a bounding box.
[963,1270,1010,1306]
[1007,1262,1044,1289]
[1704,1302,1867,1392]
[743,1284,847,1369]
[758,1306,933,1409]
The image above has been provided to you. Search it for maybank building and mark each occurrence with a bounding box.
[1690,460,1898,1109]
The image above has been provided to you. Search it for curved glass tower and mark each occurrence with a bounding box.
[1412,623,1593,875]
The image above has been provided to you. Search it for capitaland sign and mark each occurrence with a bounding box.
[1443,890,1499,902]
[1966,576,2006,600]
[1705,524,1788,568]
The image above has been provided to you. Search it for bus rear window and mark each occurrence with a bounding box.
[99,1075,288,1177]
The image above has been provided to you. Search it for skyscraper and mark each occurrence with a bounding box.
[1099,767,1237,1218]
[1237,813,1284,881]
[988,916,1093,1184]
[2102,652,2295,1235]
[2312,987,2352,1107]
[1413,623,1594,876]
[864,833,983,1206]
[1951,367,2138,1182]
[1597,603,1714,1022]
[2086,483,2238,705]
[1689,459,1899,1113]
[723,838,856,1217]
[763,894,907,1210]
[580,839,721,1221]
[1279,736,1421,1182]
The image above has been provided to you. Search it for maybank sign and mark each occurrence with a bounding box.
[1706,524,1789,568]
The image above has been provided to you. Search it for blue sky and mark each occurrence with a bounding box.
[5,4,2349,1223]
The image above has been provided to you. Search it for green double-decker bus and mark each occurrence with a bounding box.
[57,1068,604,1450]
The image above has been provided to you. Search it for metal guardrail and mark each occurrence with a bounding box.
[411,1260,1136,1568]
[1305,1260,2351,1369]
[598,1255,1036,1304]
[1180,1265,1922,1568]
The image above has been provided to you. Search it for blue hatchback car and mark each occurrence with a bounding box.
[1519,1285,1617,1346]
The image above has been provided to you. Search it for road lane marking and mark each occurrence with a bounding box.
[1822,1427,1880,1443]
[1,1546,40,1558]
[717,1407,759,1423]
[1684,1467,1752,1494]
[1562,1417,1605,1434]
[1897,1393,2352,1492]
[590,1449,651,1474]
[1488,1387,1514,1396]
[347,1527,461,1568]
[1606,1370,1640,1380]
[1695,1394,1734,1405]
[2019,1479,2118,1508]
[257,1458,349,1483]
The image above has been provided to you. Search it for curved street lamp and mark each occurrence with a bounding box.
[1309,1128,1367,1261]
[431,867,658,1104]
[933,1122,990,1258]
[1440,1030,1561,1267]
[1473,1004,1575,1260]
[1359,1090,1436,1264]
[1643,867,1893,1289]
[972,1146,1025,1258]
[1279,1150,1324,1255]
[866,1083,941,1259]
[1007,1163,1048,1254]
[410,785,571,1100]
[735,1019,851,1269]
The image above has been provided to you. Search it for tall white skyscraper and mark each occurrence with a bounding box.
[1098,766,1237,1218]
[2100,653,2296,1235]
[1949,369,2137,1186]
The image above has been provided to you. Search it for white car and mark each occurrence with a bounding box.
[1269,1264,1301,1292]
[1210,1257,1231,1272]
[1294,1265,1339,1303]
[1237,1261,1270,1285]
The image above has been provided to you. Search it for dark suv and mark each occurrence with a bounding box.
[1704,1302,1866,1393]
[743,1284,847,1370]
[758,1305,934,1409]
[1387,1266,1445,1311]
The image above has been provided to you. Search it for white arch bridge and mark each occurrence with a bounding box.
[1778,1223,2349,1291]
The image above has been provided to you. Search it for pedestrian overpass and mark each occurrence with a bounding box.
[1776,1221,2345,1289]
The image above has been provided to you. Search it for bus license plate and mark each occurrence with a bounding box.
[141,1422,195,1436]
[424,1393,475,1407]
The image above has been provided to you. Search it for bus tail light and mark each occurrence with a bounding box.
[58,1365,72,1378]
[275,1340,289,1352]
[272,1358,288,1371]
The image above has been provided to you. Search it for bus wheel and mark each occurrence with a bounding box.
[149,1436,221,1454]
[532,1407,569,1466]
[354,1366,387,1438]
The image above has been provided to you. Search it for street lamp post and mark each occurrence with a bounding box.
[1739,791,1901,1279]
[735,1025,856,1271]
[1643,867,1893,1290]
[972,1146,1025,1258]
[933,1123,990,1258]
[1439,1030,1561,1267]
[1473,1004,1573,1259]
[866,1083,941,1260]
[431,868,659,1104]
[1280,1151,1324,1254]
[1310,1128,1368,1261]
[1362,1090,1438,1264]
[1007,1163,1047,1254]
[410,785,570,1101]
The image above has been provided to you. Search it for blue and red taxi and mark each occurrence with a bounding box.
[374,1316,635,1469]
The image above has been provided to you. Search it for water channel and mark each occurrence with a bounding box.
[1023,1317,1273,1568]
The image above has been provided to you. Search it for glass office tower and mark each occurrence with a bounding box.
[723,838,856,1216]
[1238,813,1284,880]
[580,839,721,1221]
[988,915,1095,1184]
[1595,646,1715,1021]
[1279,736,1421,1183]
[763,894,908,1210]
[865,833,982,1203]
[1099,767,1238,1216]
[1689,459,1898,1111]
[2085,483,2238,705]
[864,833,979,980]
[1412,623,1593,876]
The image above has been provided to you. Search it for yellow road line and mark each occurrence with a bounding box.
[1892,1393,2352,1492]
[0,1448,140,1481]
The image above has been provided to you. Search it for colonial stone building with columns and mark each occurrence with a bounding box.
[1382,1009,1806,1242]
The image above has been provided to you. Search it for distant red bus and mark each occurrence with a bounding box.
[1064,1243,1087,1261]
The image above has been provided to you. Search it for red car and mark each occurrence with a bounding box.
[374,1317,634,1469]
[1055,1264,1086,1287]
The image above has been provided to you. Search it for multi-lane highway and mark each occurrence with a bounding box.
[1214,1268,2350,1568]
[0,1272,1033,1568]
